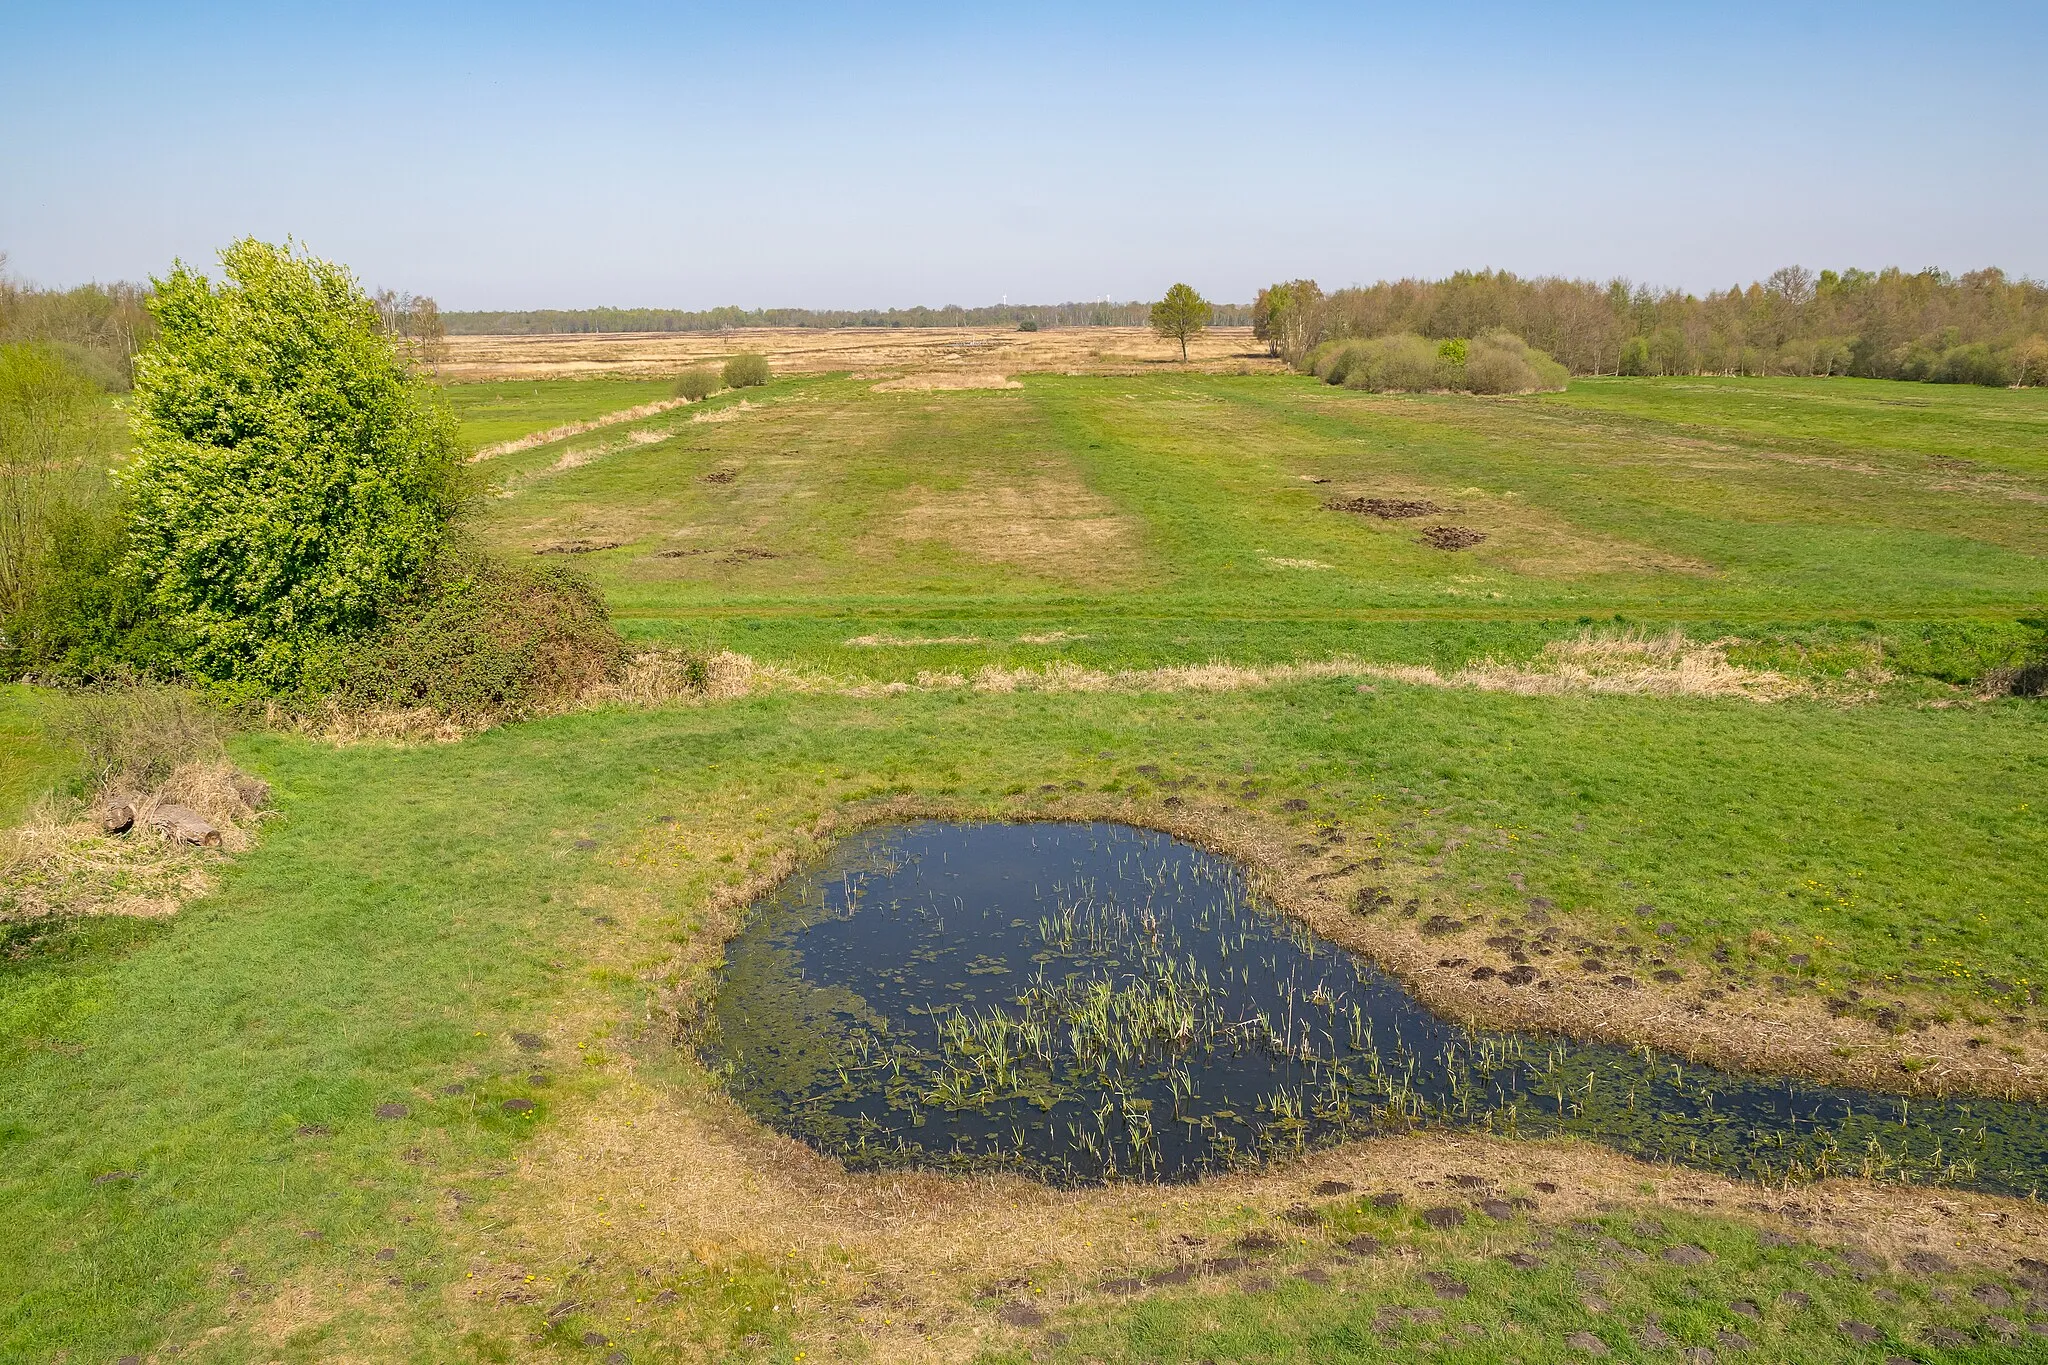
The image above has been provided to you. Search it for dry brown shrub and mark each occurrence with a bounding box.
[52,680,227,791]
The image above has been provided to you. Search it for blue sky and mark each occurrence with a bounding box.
[3,1,2044,308]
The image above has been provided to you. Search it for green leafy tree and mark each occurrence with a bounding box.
[122,239,462,690]
[1150,283,1212,362]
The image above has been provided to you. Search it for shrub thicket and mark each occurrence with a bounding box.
[122,239,464,693]
[1258,266,2048,382]
[674,366,721,401]
[1309,331,1566,394]
[722,352,771,389]
[309,547,625,720]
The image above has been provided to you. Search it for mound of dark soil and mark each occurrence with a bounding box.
[532,539,621,555]
[1324,496,1443,518]
[1420,525,1487,550]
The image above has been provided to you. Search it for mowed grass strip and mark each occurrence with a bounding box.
[1,681,2042,1356]
[445,374,683,453]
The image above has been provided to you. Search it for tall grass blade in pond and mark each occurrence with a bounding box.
[706,823,2048,1190]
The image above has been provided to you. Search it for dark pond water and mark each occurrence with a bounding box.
[707,822,2048,1192]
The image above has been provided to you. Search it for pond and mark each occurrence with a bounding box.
[707,822,2048,1193]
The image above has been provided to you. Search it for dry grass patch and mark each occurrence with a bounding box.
[1,760,269,921]
[437,327,1274,382]
[844,634,984,648]
[1362,630,1805,702]
[892,470,1137,580]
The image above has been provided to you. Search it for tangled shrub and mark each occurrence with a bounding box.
[52,677,227,792]
[310,549,625,720]
[673,366,720,401]
[722,352,771,389]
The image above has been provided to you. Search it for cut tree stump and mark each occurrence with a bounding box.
[148,804,222,847]
[100,801,136,835]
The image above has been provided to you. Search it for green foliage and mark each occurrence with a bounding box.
[1016,318,1040,332]
[0,344,137,677]
[1,490,177,681]
[722,352,771,389]
[673,366,721,402]
[121,239,463,692]
[1434,337,1468,366]
[308,547,624,720]
[1150,283,1213,362]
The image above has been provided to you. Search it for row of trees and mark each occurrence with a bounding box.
[443,298,1253,335]
[1252,268,2048,384]
[0,255,156,390]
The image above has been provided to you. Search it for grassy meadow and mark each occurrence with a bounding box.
[3,368,2046,1361]
[473,373,2046,673]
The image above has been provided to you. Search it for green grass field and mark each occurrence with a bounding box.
[464,374,2046,679]
[3,372,2044,1362]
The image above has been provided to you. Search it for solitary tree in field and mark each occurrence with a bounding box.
[1150,283,1212,363]
[124,238,462,690]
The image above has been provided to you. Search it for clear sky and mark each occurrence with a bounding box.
[4,1,2044,309]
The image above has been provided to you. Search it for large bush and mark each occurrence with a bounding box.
[309,547,624,720]
[122,239,462,691]
[674,366,721,401]
[722,352,771,389]
[1464,331,1570,394]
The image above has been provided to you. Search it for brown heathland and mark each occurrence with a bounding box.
[436,326,1275,381]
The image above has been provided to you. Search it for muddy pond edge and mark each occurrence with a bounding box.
[648,792,2048,1117]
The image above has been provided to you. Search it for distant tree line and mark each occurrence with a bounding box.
[0,254,156,390]
[1253,268,2048,385]
[441,299,1255,335]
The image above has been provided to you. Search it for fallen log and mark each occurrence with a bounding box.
[148,803,222,847]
